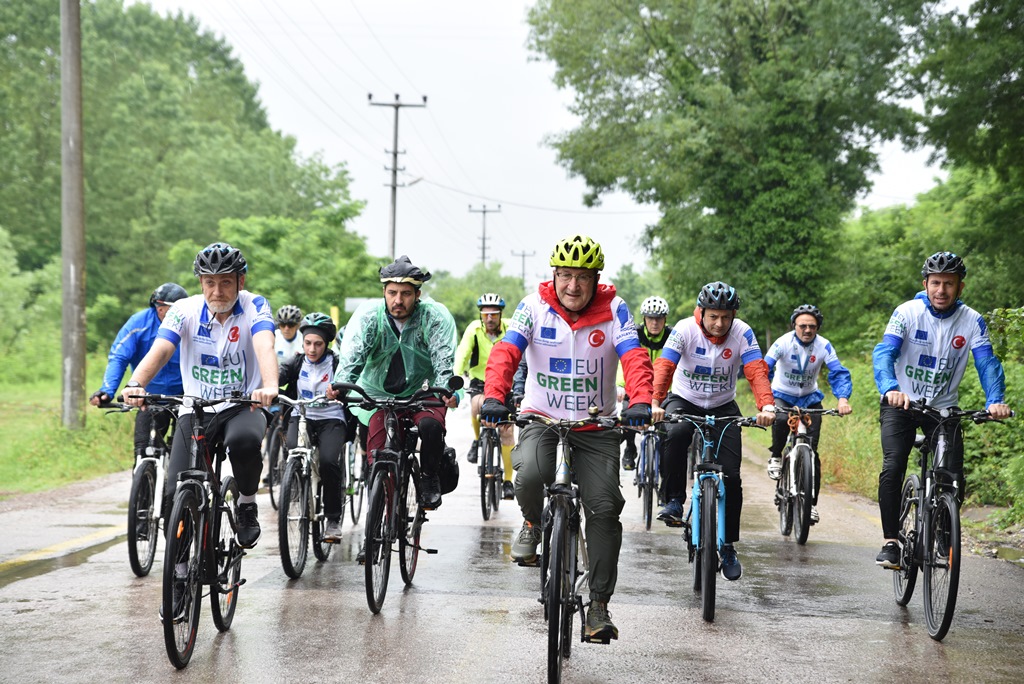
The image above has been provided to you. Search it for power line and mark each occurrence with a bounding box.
[420,178,660,215]
[370,93,427,259]
[469,204,501,266]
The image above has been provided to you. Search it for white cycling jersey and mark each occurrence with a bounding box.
[295,354,345,422]
[158,292,275,410]
[275,329,303,365]
[661,317,763,409]
[766,331,846,400]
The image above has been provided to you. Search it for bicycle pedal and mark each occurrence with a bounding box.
[583,633,614,645]
[663,519,684,528]
[423,548,438,555]
[514,555,541,567]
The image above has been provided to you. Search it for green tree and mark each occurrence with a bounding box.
[425,264,527,334]
[528,0,929,333]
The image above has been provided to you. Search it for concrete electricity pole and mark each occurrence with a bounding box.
[61,0,86,429]
[369,93,426,259]
[511,249,536,290]
[469,204,501,266]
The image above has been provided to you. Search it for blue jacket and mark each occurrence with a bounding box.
[99,307,183,397]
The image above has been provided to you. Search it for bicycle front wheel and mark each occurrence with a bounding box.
[364,470,394,614]
[311,480,333,562]
[893,476,920,606]
[923,491,961,641]
[777,455,793,537]
[348,441,365,525]
[127,460,158,577]
[700,477,718,623]
[479,430,494,521]
[162,487,203,670]
[793,446,813,545]
[687,431,700,484]
[642,435,656,531]
[278,458,310,579]
[399,459,422,585]
[547,506,567,684]
[210,476,241,631]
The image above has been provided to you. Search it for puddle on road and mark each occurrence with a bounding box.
[0,535,125,590]
[995,546,1024,564]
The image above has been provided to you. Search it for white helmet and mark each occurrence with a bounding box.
[639,296,669,317]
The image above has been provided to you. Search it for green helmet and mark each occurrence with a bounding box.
[550,235,604,271]
[299,312,337,343]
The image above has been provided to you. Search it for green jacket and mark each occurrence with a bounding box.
[454,317,511,382]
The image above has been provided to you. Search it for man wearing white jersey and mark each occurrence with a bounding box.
[481,234,653,643]
[123,243,279,555]
[765,304,853,523]
[873,251,1011,569]
[651,281,776,581]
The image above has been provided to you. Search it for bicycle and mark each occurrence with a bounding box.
[105,401,177,577]
[262,406,289,511]
[330,378,462,614]
[133,391,262,669]
[478,421,503,520]
[275,394,341,579]
[667,412,760,623]
[347,437,367,525]
[773,407,839,545]
[514,408,619,684]
[631,425,660,531]
[891,401,1013,641]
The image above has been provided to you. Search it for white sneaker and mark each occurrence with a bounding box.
[767,457,782,480]
[810,506,820,524]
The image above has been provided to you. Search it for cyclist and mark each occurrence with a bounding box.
[455,292,516,499]
[275,304,303,366]
[764,304,853,524]
[616,295,674,471]
[873,251,1011,568]
[122,242,279,555]
[329,255,462,511]
[652,281,776,581]
[279,312,347,541]
[90,283,188,462]
[481,234,653,642]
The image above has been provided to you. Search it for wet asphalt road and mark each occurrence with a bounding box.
[2,407,1023,683]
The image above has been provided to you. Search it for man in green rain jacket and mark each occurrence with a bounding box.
[332,255,462,510]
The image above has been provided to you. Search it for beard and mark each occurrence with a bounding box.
[207,299,236,315]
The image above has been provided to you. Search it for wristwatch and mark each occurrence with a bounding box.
[125,380,143,389]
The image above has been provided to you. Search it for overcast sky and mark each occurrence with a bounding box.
[139,0,945,285]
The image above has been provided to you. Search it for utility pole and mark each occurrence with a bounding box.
[61,0,86,429]
[511,249,536,290]
[469,204,500,266]
[369,93,426,259]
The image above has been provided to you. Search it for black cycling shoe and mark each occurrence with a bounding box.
[467,439,479,464]
[159,574,188,621]
[236,502,261,549]
[419,473,442,510]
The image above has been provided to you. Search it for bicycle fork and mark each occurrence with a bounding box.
[687,472,726,560]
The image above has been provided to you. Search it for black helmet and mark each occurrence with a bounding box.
[299,312,337,343]
[697,281,740,310]
[790,304,823,328]
[193,242,247,276]
[921,251,967,279]
[275,305,302,326]
[379,255,431,288]
[149,283,188,308]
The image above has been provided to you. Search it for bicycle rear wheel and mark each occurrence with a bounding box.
[893,476,920,606]
[923,491,961,641]
[127,460,158,577]
[278,458,310,579]
[210,476,240,631]
[700,477,718,623]
[642,435,656,531]
[312,480,333,562]
[399,459,422,585]
[777,455,793,537]
[479,430,494,521]
[348,441,366,525]
[162,487,203,670]
[364,470,393,614]
[547,506,567,684]
[266,416,286,511]
[793,446,813,545]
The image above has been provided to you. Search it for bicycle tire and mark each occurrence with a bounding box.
[210,476,240,631]
[923,491,961,641]
[687,431,700,484]
[278,458,309,579]
[127,460,159,577]
[560,521,577,660]
[547,506,567,684]
[162,487,203,670]
[399,458,422,585]
[266,419,286,511]
[793,446,813,545]
[700,477,718,623]
[642,434,655,530]
[311,480,333,562]
[691,494,701,593]
[364,470,393,614]
[777,455,793,537]
[893,476,920,606]
[348,441,365,525]
[479,430,493,521]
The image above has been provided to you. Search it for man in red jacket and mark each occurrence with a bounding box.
[481,234,653,643]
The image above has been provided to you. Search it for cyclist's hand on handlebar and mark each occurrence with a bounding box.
[987,403,1012,420]
[621,402,651,428]
[481,397,510,426]
[651,403,665,423]
[89,390,111,408]
[444,393,459,409]
[837,397,853,416]
[756,405,777,427]
[121,384,146,408]
[884,390,911,410]
[252,386,279,409]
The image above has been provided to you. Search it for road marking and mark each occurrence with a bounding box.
[0,525,123,570]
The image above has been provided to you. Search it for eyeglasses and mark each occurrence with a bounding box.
[554,271,595,285]
[481,312,501,318]
[796,324,818,331]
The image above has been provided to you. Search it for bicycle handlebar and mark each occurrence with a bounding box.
[330,381,458,412]
[904,399,1015,424]
[514,412,619,431]
[657,413,763,430]
[116,392,261,411]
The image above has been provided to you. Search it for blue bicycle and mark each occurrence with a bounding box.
[667,413,760,622]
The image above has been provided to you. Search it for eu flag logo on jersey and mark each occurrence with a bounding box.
[301,389,314,399]
[540,327,557,340]
[695,346,707,356]
[549,358,572,374]
[915,330,929,341]
[201,354,219,367]
[918,354,936,369]
[197,326,212,339]
[695,365,712,375]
